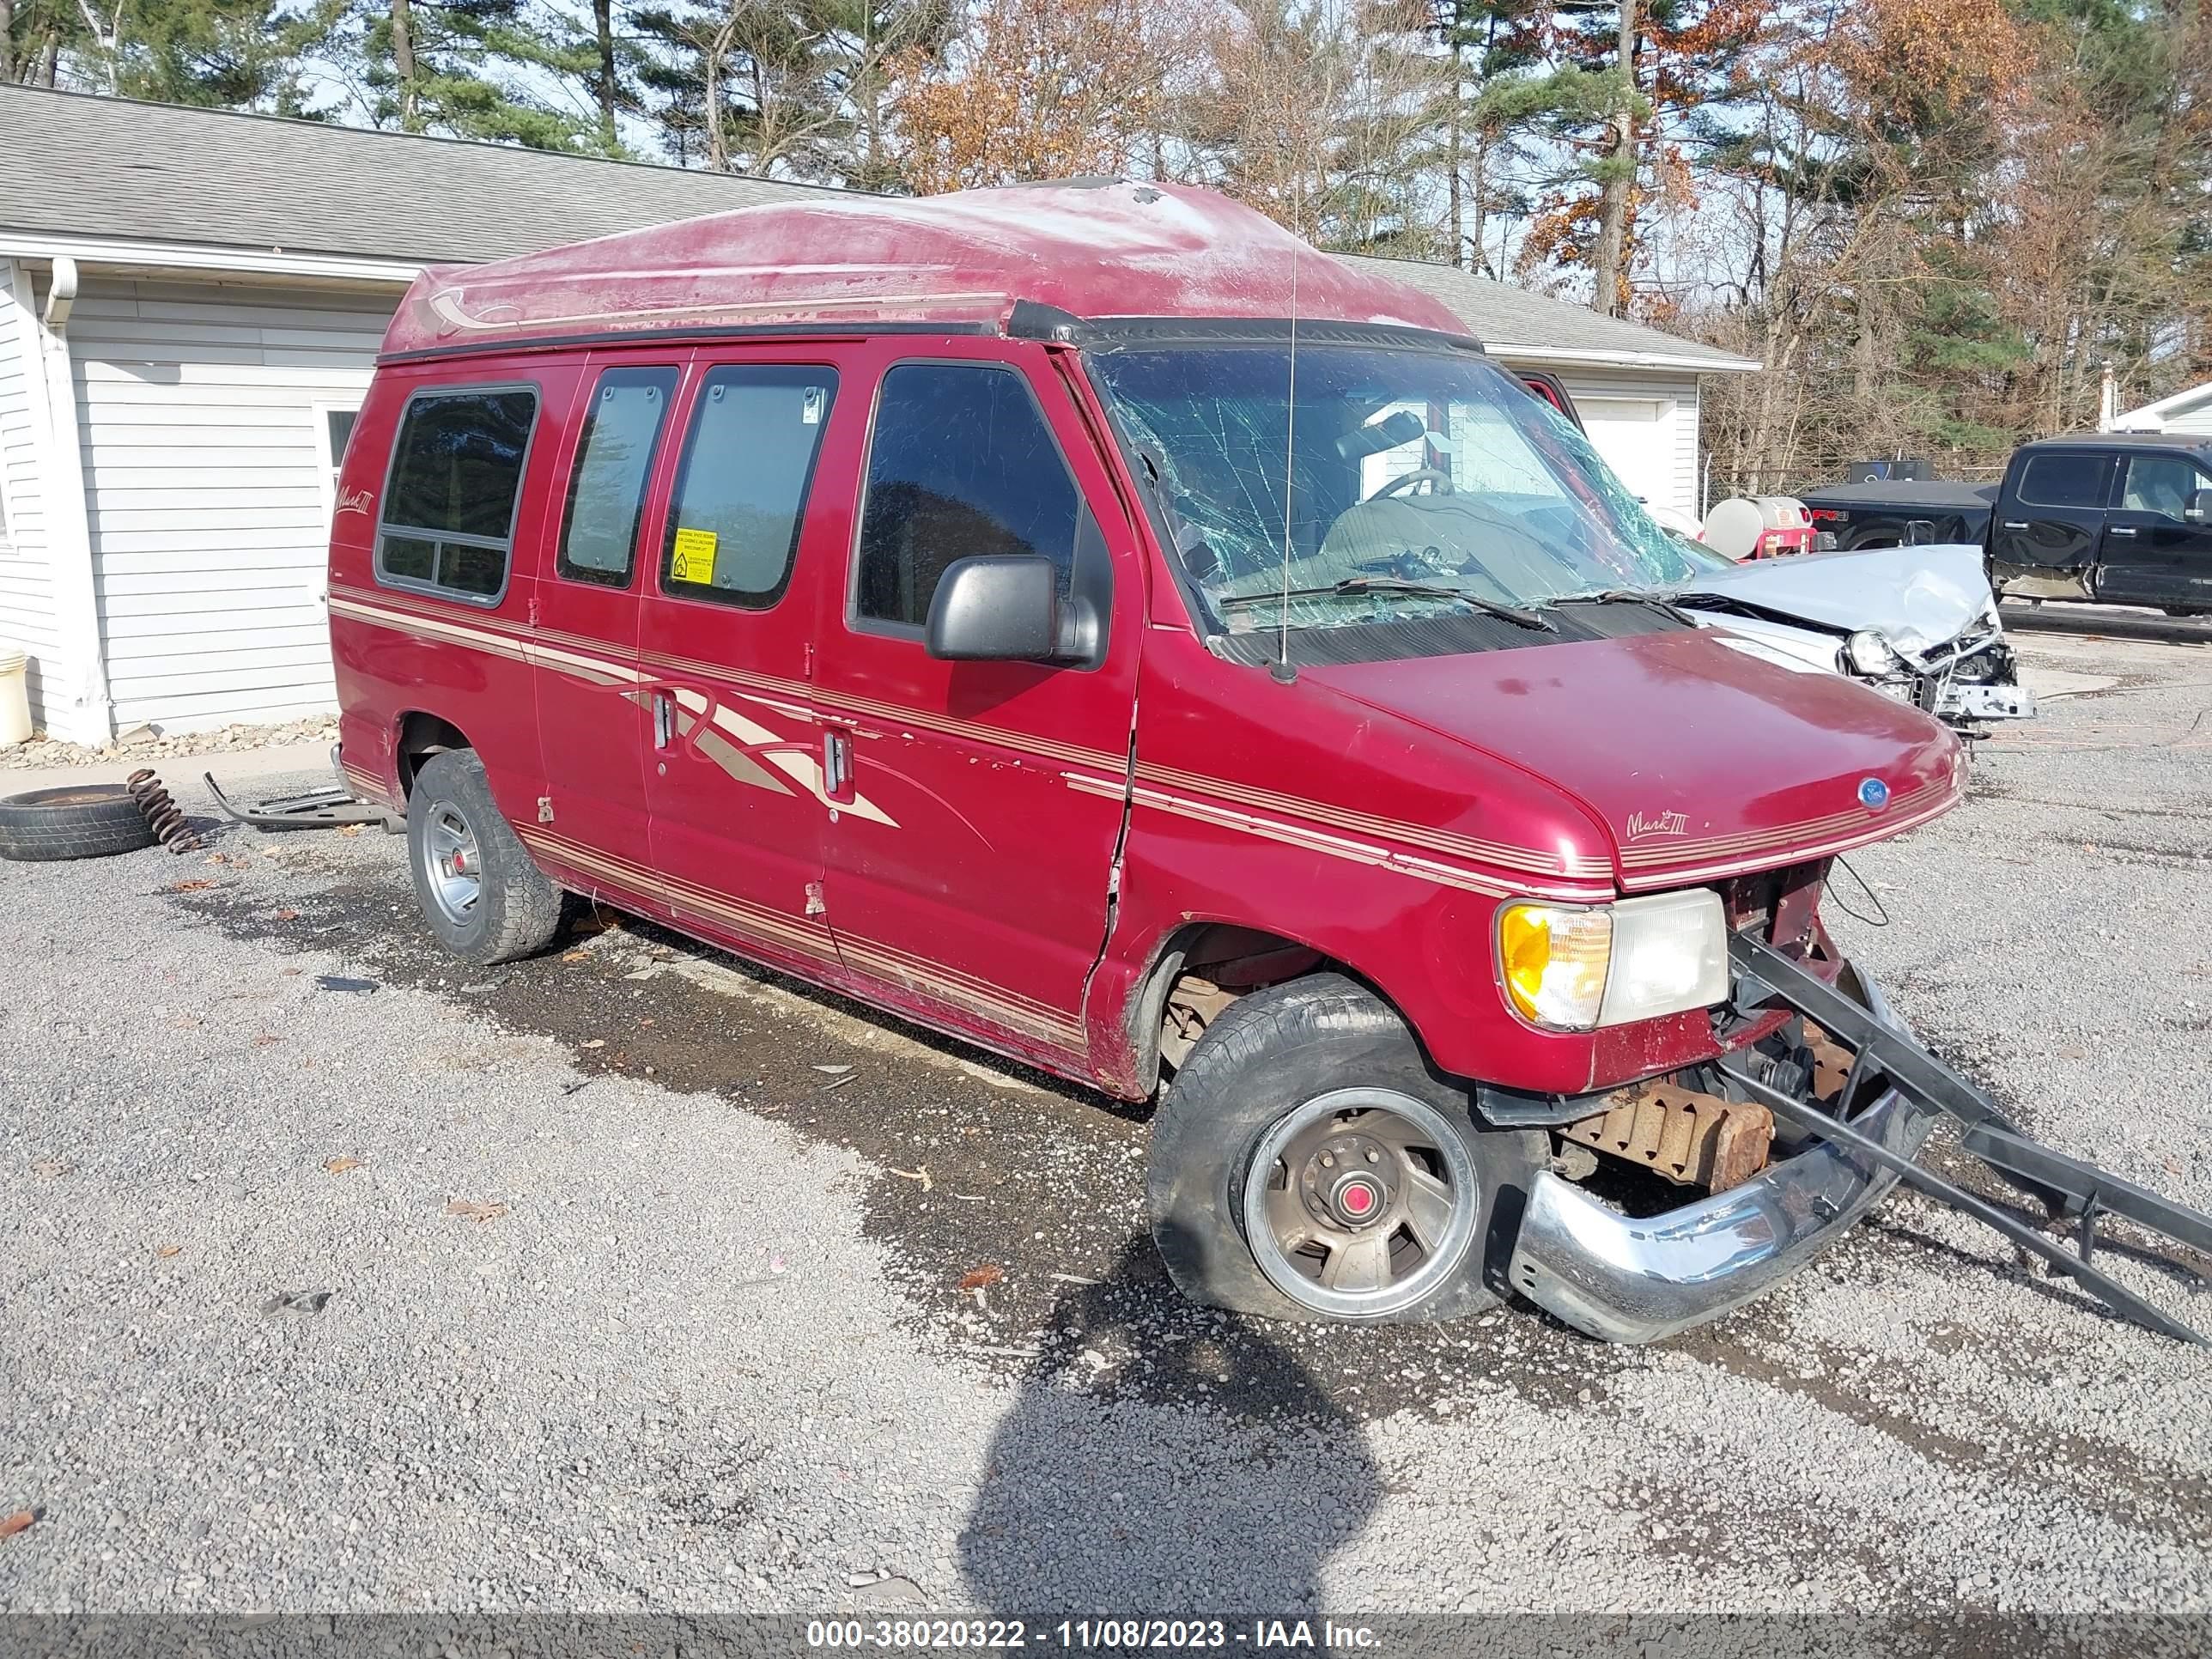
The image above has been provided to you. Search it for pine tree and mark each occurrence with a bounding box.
[3,0,81,83]
[116,0,328,106]
[1504,0,1759,313]
[1429,0,1548,274]
[635,0,855,176]
[329,0,593,146]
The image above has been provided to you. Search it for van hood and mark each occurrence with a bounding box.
[1301,627,1964,890]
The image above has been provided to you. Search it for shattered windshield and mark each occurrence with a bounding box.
[1091,343,1707,633]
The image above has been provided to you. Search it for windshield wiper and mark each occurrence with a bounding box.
[1218,577,1553,631]
[1552,589,1702,628]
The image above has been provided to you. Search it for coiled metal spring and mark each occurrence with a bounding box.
[126,768,202,854]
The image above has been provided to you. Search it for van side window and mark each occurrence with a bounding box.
[376,386,538,600]
[2015,453,2107,511]
[659,365,837,608]
[560,367,679,586]
[855,363,1079,628]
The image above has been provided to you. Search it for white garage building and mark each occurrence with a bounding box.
[2109,380,2212,438]
[0,86,1758,744]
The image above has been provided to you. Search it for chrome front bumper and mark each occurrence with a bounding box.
[1504,969,1940,1344]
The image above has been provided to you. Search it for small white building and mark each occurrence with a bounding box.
[2109,381,2212,439]
[0,85,1759,743]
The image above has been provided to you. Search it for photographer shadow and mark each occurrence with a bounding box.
[956,1224,1380,1616]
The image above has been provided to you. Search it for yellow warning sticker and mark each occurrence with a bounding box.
[670,526,719,585]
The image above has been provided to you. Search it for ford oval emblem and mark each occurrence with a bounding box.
[1857,776,1891,811]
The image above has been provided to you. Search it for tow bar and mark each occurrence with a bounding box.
[1719,933,2212,1344]
[203,771,391,831]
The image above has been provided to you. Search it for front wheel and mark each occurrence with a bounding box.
[1147,974,1545,1323]
[406,748,563,965]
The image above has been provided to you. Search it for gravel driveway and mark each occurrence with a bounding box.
[2,629,2208,1628]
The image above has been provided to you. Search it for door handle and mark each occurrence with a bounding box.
[2002,521,2029,531]
[2109,526,2137,538]
[822,727,854,802]
[653,691,675,749]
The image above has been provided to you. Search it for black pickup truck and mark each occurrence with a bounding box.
[1798,433,2212,617]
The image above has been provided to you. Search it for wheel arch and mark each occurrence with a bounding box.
[1119,916,1425,1099]
[393,710,473,798]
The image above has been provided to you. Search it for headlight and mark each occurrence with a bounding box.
[1843,630,1903,676]
[1497,890,1729,1031]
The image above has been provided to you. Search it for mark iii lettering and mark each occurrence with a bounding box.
[1624,808,1689,841]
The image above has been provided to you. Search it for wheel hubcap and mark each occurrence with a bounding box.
[421,804,483,926]
[1243,1087,1480,1319]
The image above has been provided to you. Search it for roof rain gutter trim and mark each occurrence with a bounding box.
[0,230,423,285]
[1481,340,1762,374]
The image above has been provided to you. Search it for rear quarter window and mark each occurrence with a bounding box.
[375,385,540,602]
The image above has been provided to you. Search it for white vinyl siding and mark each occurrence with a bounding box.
[71,276,387,731]
[2158,401,2212,438]
[1552,368,1702,519]
[0,261,66,731]
[2112,384,2212,436]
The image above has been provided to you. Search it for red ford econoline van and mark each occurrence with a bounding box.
[330,181,1962,1340]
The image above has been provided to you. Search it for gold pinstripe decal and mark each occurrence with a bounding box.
[1081,775,1613,902]
[332,592,904,821]
[339,583,1956,908]
[1133,759,1613,879]
[517,829,1082,1048]
[335,587,1122,787]
[831,932,1077,1029]
[1615,785,1960,889]
[521,829,840,962]
[1615,778,1952,867]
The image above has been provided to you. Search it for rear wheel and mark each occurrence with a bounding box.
[406,749,562,964]
[1147,973,1545,1323]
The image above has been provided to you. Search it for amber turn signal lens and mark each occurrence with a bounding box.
[1497,902,1613,1030]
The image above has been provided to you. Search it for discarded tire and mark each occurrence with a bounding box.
[0,782,162,861]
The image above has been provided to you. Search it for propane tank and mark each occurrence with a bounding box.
[1703,496,1814,562]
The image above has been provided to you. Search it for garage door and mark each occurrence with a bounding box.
[1578,397,1675,510]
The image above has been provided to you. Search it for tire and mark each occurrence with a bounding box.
[405,748,562,965]
[0,783,161,862]
[1147,972,1546,1324]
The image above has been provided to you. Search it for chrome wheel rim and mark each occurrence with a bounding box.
[420,803,482,927]
[1241,1087,1480,1319]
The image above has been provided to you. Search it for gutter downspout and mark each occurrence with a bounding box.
[14,254,112,744]
[42,253,76,330]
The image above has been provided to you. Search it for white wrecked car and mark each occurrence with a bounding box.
[1659,543,2036,730]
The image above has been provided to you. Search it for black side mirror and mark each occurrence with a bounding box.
[925,556,1060,663]
[2186,489,2211,526]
